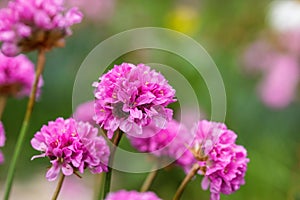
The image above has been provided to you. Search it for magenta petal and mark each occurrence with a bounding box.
[201,176,210,190]
[62,163,73,176]
[46,161,60,181]
[65,7,83,26]
[130,108,142,119]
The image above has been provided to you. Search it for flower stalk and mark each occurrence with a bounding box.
[173,163,200,200]
[3,48,46,200]
[102,130,123,199]
[51,173,66,200]
[140,162,159,192]
[0,95,7,120]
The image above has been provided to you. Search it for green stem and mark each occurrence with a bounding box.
[3,49,46,200]
[0,95,7,120]
[102,130,123,200]
[94,173,104,200]
[51,173,65,200]
[173,163,200,200]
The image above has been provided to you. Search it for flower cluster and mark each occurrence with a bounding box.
[0,52,43,98]
[31,117,110,181]
[191,120,249,200]
[93,63,176,138]
[105,190,161,200]
[0,121,6,164]
[0,0,83,56]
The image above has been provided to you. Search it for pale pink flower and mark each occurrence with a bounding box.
[31,117,110,181]
[128,119,197,173]
[0,0,83,56]
[105,190,161,200]
[259,55,299,108]
[73,100,95,125]
[243,35,300,109]
[93,63,176,138]
[0,52,43,98]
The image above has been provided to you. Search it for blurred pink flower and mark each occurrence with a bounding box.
[105,190,161,200]
[67,0,115,22]
[259,55,300,108]
[191,120,249,200]
[73,100,95,125]
[128,119,197,173]
[31,117,110,181]
[93,63,176,139]
[0,0,83,56]
[278,30,300,56]
[242,39,278,73]
[0,121,5,164]
[243,34,300,109]
[0,52,43,98]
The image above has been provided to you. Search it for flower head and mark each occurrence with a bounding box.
[0,52,43,98]
[0,121,6,164]
[31,117,110,181]
[93,63,176,138]
[105,190,161,200]
[191,120,249,200]
[0,0,83,56]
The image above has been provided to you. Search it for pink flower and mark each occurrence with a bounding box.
[31,117,110,181]
[0,121,6,164]
[105,190,161,200]
[242,39,278,73]
[243,36,300,109]
[259,55,299,108]
[73,100,95,125]
[0,0,83,56]
[191,120,249,200]
[0,52,43,98]
[93,63,176,139]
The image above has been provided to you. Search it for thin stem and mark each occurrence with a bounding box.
[102,130,123,200]
[140,168,158,192]
[94,173,104,200]
[51,173,66,200]
[3,49,46,200]
[173,163,200,200]
[0,95,7,120]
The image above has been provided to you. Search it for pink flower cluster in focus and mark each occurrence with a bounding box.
[192,120,249,200]
[0,52,43,98]
[0,121,6,164]
[0,0,83,56]
[31,117,110,181]
[105,190,161,200]
[93,63,176,138]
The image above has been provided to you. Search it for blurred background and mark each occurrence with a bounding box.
[1,0,300,199]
